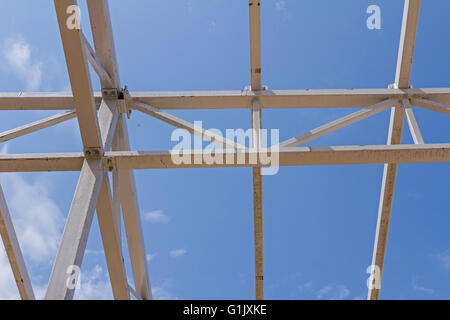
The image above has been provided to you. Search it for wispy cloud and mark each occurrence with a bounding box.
[170,248,187,258]
[412,277,434,295]
[143,210,171,224]
[436,249,450,272]
[86,249,104,256]
[187,0,193,14]
[152,279,178,300]
[74,265,113,300]
[146,253,157,262]
[3,37,43,91]
[0,243,21,299]
[317,283,350,300]
[208,21,217,33]
[275,0,288,16]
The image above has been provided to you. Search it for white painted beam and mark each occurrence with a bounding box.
[0,111,76,143]
[106,143,450,170]
[127,284,143,300]
[249,0,262,91]
[395,0,421,89]
[369,0,420,301]
[1,143,450,172]
[114,116,152,300]
[129,88,450,110]
[45,159,104,300]
[131,101,246,150]
[53,0,128,301]
[0,152,84,172]
[95,97,129,300]
[4,88,450,110]
[0,185,35,300]
[368,106,405,301]
[86,0,152,300]
[277,99,396,148]
[87,0,122,90]
[54,0,102,150]
[96,174,129,300]
[403,99,424,144]
[251,100,264,300]
[98,99,119,151]
[0,92,102,110]
[81,33,114,89]
[412,98,450,116]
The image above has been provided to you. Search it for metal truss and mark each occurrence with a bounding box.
[0,0,448,300]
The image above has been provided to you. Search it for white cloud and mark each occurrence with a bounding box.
[85,249,104,255]
[0,242,21,299]
[317,283,350,300]
[436,249,450,272]
[3,37,43,91]
[275,0,288,15]
[143,210,170,224]
[170,248,187,258]
[187,0,193,14]
[74,264,113,300]
[0,174,64,263]
[208,21,217,33]
[152,279,178,300]
[412,277,434,295]
[146,253,157,262]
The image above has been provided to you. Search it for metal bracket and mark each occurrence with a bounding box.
[102,88,119,99]
[118,86,132,119]
[244,85,268,92]
[104,157,116,172]
[388,83,413,89]
[84,147,103,159]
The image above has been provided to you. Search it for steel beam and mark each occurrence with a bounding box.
[1,143,450,172]
[0,111,76,143]
[45,158,104,300]
[132,101,246,150]
[82,33,114,89]
[96,173,129,299]
[403,99,424,144]
[87,0,152,300]
[368,0,420,301]
[4,88,450,110]
[54,0,102,150]
[249,0,262,91]
[412,98,450,116]
[278,100,396,148]
[395,0,421,89]
[114,116,152,300]
[251,100,264,300]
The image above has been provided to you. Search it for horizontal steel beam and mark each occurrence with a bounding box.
[1,144,449,172]
[0,152,84,172]
[3,88,450,110]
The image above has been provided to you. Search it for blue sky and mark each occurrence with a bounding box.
[0,0,450,300]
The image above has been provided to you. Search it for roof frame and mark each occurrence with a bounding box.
[0,0,448,301]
